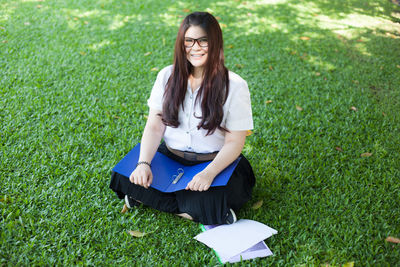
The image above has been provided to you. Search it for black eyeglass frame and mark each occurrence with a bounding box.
[184,37,208,48]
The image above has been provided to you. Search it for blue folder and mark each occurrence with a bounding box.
[112,143,240,192]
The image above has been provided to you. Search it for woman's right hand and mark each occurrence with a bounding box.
[129,164,153,189]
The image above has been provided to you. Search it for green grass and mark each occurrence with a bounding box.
[1,0,400,265]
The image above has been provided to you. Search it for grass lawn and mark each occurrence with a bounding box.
[1,0,400,265]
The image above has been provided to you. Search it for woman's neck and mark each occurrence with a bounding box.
[189,67,204,92]
[192,67,204,79]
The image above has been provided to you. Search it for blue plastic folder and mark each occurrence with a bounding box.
[112,143,241,192]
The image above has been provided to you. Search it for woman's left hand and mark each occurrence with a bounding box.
[185,171,215,191]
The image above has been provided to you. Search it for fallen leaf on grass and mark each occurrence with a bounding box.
[265,100,272,104]
[121,204,128,214]
[220,23,227,29]
[246,130,253,136]
[151,67,159,71]
[84,21,89,25]
[350,106,357,111]
[269,66,274,70]
[252,200,263,210]
[144,52,151,56]
[385,236,400,244]
[396,65,400,69]
[300,36,310,41]
[226,44,233,49]
[337,34,347,43]
[0,196,10,203]
[215,16,221,20]
[315,72,321,76]
[235,64,243,69]
[24,22,31,26]
[79,51,86,56]
[335,147,343,152]
[300,53,307,60]
[296,105,303,111]
[342,262,354,267]
[360,152,372,157]
[36,5,42,8]
[183,8,191,13]
[2,40,8,43]
[128,230,147,238]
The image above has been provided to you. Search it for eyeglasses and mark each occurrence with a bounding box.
[184,37,208,48]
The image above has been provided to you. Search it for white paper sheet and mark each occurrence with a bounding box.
[194,219,277,260]
[202,224,274,263]
[219,240,273,263]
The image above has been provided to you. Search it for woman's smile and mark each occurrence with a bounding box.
[190,53,206,59]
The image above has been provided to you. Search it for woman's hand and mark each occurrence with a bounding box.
[129,164,153,189]
[185,170,215,191]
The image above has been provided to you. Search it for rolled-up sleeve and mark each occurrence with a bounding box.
[225,79,254,131]
[147,66,172,111]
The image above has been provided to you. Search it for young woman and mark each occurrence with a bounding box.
[110,12,255,225]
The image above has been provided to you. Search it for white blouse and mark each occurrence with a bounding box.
[147,65,253,153]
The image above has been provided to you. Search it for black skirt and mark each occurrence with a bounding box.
[109,142,255,225]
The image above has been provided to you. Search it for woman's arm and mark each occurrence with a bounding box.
[185,130,247,191]
[129,108,166,188]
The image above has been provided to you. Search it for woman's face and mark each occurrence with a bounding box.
[184,25,208,70]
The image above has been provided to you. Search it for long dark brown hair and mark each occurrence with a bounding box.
[161,12,229,135]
